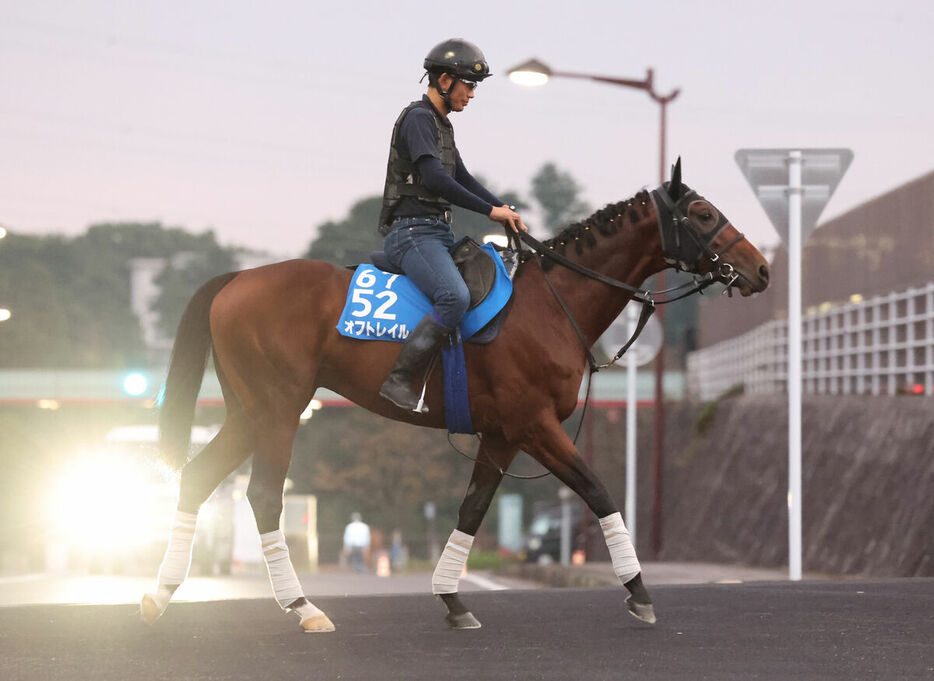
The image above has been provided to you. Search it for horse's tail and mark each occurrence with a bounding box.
[159,271,238,470]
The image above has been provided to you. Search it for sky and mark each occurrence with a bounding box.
[1,0,932,259]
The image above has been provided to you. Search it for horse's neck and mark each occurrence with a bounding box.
[543,210,664,347]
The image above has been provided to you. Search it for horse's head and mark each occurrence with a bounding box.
[651,158,770,296]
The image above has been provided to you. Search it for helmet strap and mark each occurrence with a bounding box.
[428,72,454,113]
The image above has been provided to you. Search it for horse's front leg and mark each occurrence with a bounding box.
[523,416,656,624]
[434,434,517,630]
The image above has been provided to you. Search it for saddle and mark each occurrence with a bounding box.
[341,239,516,434]
[369,236,502,310]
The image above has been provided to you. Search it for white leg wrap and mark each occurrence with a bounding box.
[151,510,198,608]
[432,529,473,594]
[260,530,321,618]
[600,512,641,584]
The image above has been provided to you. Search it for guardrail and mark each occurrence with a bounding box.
[687,281,934,400]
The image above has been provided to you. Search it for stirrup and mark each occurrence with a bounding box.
[380,376,428,413]
[414,378,429,413]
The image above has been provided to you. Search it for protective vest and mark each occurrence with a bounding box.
[378,99,456,235]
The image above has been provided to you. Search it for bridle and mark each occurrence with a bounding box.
[510,180,749,373]
[650,183,746,290]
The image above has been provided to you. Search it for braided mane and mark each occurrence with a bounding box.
[529,190,652,270]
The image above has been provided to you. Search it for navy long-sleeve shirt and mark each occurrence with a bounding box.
[392,97,502,220]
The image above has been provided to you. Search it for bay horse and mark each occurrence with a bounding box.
[140,160,769,632]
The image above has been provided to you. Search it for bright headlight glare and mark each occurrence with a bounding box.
[44,450,175,549]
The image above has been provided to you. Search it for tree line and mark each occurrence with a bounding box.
[0,163,592,368]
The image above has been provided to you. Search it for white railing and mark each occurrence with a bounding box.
[686,281,934,400]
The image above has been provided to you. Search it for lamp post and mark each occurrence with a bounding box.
[507,59,679,556]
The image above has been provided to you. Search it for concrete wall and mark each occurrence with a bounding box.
[628,395,933,577]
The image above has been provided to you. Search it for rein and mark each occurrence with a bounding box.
[507,185,746,374]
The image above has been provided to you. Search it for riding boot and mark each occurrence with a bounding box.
[379,315,450,412]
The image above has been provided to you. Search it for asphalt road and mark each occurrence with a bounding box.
[1,579,931,681]
[0,567,534,607]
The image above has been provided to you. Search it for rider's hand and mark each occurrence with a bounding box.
[488,204,528,233]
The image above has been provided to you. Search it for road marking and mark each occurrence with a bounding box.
[461,572,508,591]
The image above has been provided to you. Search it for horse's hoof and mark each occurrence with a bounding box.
[140,593,165,626]
[301,613,336,633]
[445,611,481,629]
[625,595,657,624]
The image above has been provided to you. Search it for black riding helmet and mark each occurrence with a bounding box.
[424,38,492,81]
[423,39,491,110]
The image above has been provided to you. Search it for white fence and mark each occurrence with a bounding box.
[686,281,934,401]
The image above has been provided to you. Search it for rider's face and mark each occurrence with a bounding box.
[443,75,476,112]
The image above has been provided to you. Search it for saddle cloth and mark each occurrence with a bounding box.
[336,241,513,343]
[336,240,514,434]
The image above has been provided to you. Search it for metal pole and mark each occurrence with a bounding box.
[558,487,573,565]
[582,408,594,557]
[658,98,667,184]
[787,150,803,581]
[650,97,668,557]
[625,305,638,541]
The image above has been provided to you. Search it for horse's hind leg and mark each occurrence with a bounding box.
[247,417,334,633]
[435,434,517,630]
[523,417,656,625]
[141,415,252,625]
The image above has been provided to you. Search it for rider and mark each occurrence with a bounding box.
[378,38,527,412]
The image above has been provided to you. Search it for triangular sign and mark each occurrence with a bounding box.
[734,148,853,247]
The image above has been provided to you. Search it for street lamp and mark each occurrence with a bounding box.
[507,59,679,184]
[507,57,680,556]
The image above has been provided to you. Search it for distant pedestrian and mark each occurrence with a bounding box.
[390,529,408,570]
[342,512,371,573]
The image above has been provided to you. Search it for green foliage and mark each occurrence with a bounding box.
[0,223,238,368]
[303,178,528,265]
[466,549,517,570]
[289,408,466,560]
[152,242,236,338]
[693,382,745,437]
[451,177,529,243]
[0,231,145,368]
[531,162,591,234]
[641,270,700,366]
[289,407,561,560]
[303,197,383,265]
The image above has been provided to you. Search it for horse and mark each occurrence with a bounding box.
[140,160,770,632]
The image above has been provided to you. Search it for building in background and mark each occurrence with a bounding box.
[130,250,280,361]
[697,169,934,348]
[689,170,934,399]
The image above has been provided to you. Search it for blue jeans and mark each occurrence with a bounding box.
[382,216,470,329]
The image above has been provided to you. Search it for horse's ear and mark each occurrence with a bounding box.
[669,157,683,200]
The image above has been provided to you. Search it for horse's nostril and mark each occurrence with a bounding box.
[758,264,770,283]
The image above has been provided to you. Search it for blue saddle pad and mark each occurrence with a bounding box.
[337,243,513,342]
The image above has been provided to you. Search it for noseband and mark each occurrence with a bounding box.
[509,181,752,376]
[650,184,747,288]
